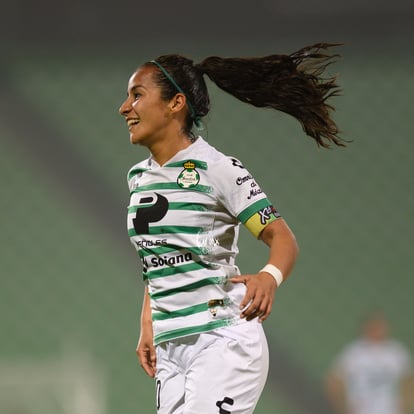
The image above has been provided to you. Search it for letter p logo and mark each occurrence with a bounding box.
[133,193,169,234]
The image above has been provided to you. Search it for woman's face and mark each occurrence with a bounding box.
[119,65,172,146]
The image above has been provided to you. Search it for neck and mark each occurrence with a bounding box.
[149,132,194,166]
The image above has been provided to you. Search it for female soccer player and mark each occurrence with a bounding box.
[119,43,344,413]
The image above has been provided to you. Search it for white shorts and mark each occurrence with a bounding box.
[155,320,269,414]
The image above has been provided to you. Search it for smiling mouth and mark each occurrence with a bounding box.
[127,119,140,128]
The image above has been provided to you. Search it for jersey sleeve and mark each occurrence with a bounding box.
[397,342,414,377]
[212,156,281,238]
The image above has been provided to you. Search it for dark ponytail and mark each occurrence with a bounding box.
[196,43,345,148]
[149,43,345,147]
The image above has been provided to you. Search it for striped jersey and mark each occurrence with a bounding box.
[331,339,413,414]
[127,137,280,345]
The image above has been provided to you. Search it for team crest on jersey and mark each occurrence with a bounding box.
[177,161,200,188]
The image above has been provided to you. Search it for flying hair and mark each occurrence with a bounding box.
[195,43,346,148]
[150,43,347,148]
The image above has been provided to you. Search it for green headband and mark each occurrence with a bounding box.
[150,60,201,127]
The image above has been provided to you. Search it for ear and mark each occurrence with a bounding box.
[168,93,187,113]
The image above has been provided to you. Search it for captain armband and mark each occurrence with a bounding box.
[243,205,281,238]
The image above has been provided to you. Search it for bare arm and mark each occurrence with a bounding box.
[231,218,299,322]
[325,373,348,414]
[401,373,414,414]
[259,218,298,279]
[136,286,156,377]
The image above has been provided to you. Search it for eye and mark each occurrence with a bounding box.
[133,92,142,101]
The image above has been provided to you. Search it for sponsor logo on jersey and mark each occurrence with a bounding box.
[216,396,234,414]
[134,238,167,248]
[247,187,263,199]
[230,158,245,169]
[236,174,253,185]
[133,193,169,234]
[142,252,193,270]
[177,161,200,188]
[258,205,279,225]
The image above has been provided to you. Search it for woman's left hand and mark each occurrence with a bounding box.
[230,272,277,323]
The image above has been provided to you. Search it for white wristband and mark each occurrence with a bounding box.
[260,264,284,287]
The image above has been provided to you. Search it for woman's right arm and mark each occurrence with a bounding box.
[136,286,157,377]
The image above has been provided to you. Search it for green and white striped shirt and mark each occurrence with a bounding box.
[127,137,280,345]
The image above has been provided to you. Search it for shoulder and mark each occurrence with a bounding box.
[127,159,149,178]
[201,143,249,179]
[387,339,413,359]
[336,340,365,361]
[193,137,227,164]
[191,138,249,178]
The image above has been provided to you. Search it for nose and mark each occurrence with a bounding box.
[119,97,132,116]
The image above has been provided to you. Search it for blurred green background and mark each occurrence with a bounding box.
[1,1,413,413]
